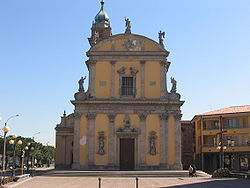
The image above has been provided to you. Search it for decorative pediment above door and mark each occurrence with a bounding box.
[116,115,140,138]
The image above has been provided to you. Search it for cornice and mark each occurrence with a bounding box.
[71,99,184,106]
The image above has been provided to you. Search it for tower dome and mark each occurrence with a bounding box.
[88,0,112,46]
[94,0,110,28]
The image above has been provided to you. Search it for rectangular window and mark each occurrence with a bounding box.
[242,118,248,128]
[224,119,240,129]
[121,77,134,96]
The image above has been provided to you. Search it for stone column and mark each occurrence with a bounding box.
[138,113,147,166]
[159,113,168,168]
[86,113,96,167]
[87,60,96,97]
[72,113,81,169]
[174,112,182,169]
[140,61,146,98]
[110,61,116,98]
[61,135,66,166]
[160,60,168,98]
[108,113,116,167]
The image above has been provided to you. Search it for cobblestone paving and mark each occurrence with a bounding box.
[6,176,250,188]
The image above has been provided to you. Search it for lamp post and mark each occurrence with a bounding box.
[25,143,31,173]
[9,136,22,177]
[30,146,34,176]
[32,132,40,140]
[0,115,19,171]
[216,116,227,169]
[2,125,10,174]
[20,149,25,175]
[25,143,34,174]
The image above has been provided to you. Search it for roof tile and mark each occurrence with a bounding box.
[201,105,250,115]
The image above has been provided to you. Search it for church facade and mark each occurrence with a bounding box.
[55,1,184,170]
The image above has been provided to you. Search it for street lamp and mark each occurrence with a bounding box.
[9,136,22,177]
[216,116,227,169]
[216,142,227,168]
[30,147,34,176]
[32,132,40,140]
[25,142,34,174]
[2,125,10,175]
[0,115,19,168]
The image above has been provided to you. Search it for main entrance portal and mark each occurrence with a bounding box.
[120,138,135,170]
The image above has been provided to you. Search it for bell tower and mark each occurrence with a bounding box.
[88,0,112,46]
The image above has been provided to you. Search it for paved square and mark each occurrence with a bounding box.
[7,176,250,188]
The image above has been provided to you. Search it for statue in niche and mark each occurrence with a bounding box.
[124,115,131,129]
[78,76,86,92]
[97,131,105,155]
[149,131,157,155]
[158,30,165,47]
[125,17,131,34]
[170,77,177,93]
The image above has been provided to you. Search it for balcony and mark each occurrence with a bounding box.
[203,126,219,130]
[223,125,249,129]
[203,125,249,130]
[203,143,250,147]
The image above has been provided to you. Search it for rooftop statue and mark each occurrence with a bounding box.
[158,30,165,47]
[78,76,86,92]
[170,77,177,93]
[125,17,131,34]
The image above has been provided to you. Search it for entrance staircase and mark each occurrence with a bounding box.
[40,170,210,177]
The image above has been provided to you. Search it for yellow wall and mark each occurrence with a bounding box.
[65,136,73,165]
[79,115,88,166]
[95,61,111,98]
[115,114,124,129]
[168,114,176,165]
[146,114,160,165]
[94,114,109,165]
[95,60,162,99]
[145,61,160,98]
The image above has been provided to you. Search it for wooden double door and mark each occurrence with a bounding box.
[119,138,135,170]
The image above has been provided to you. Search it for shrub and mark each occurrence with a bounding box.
[212,168,231,178]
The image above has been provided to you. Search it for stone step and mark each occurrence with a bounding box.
[41,170,210,178]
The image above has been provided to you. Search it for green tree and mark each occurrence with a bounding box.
[0,136,55,168]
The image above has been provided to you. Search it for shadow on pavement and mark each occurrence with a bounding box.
[159,178,250,188]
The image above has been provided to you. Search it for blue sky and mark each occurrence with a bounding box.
[0,0,250,146]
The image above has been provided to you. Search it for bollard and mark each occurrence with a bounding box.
[98,177,101,188]
[136,177,138,188]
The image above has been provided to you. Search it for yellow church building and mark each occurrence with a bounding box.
[55,1,184,170]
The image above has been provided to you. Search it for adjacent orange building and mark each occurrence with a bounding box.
[192,105,250,173]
